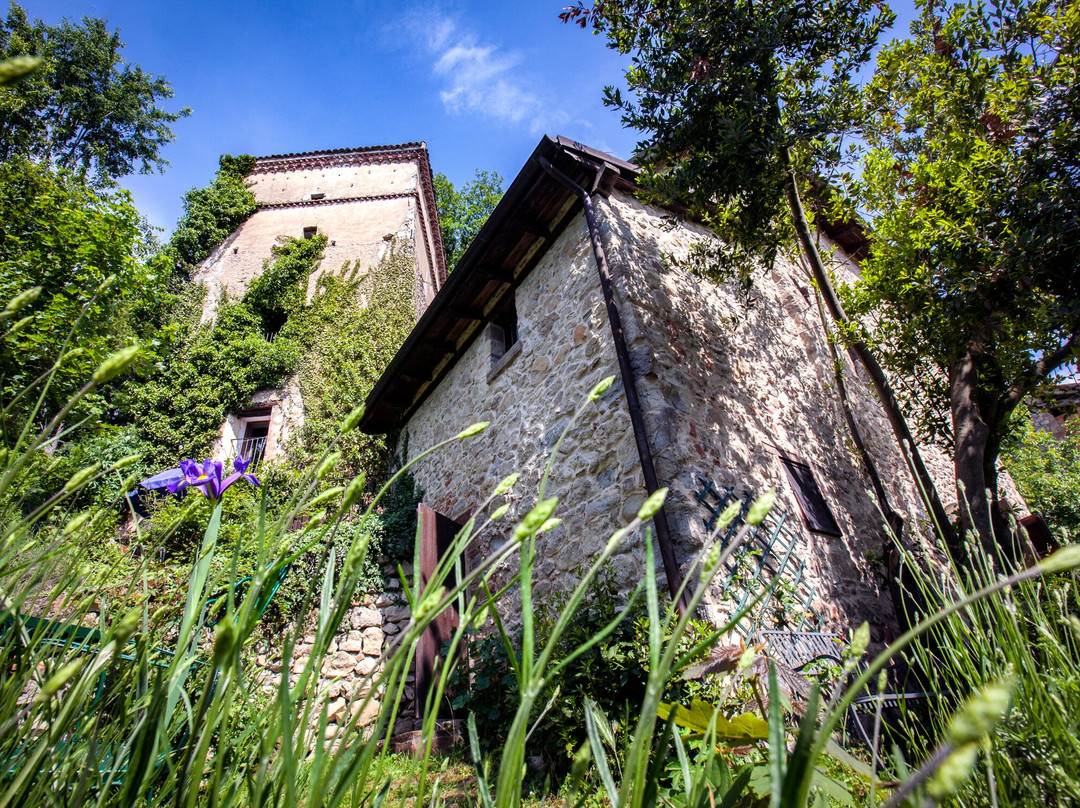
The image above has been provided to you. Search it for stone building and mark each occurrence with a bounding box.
[193,143,445,466]
[359,136,961,646]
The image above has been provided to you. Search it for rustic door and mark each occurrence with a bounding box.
[415,504,462,718]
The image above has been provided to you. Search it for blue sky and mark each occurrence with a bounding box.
[20,1,642,235]
[22,0,918,237]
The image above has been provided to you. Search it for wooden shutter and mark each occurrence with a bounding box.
[415,504,462,719]
[778,457,843,537]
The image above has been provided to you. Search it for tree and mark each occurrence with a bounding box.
[563,0,958,551]
[433,169,504,270]
[0,157,156,427]
[0,2,189,182]
[848,0,1080,554]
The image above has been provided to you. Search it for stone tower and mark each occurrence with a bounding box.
[193,142,446,465]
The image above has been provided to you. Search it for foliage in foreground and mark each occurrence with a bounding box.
[5,281,1080,808]
[898,524,1080,806]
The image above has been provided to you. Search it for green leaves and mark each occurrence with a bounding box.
[846,0,1080,545]
[163,153,257,279]
[0,3,189,180]
[0,158,153,423]
[657,700,770,744]
[571,0,892,275]
[433,169,505,270]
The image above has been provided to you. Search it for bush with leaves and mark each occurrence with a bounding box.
[1002,413,1080,545]
[433,170,503,270]
[452,568,721,773]
[0,157,156,426]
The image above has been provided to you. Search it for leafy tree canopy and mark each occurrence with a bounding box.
[0,157,156,428]
[563,0,965,552]
[846,0,1080,547]
[562,0,892,272]
[433,169,504,270]
[0,2,189,182]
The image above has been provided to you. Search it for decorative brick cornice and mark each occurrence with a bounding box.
[250,144,426,175]
[257,192,416,211]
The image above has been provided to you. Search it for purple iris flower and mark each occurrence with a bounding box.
[168,456,260,502]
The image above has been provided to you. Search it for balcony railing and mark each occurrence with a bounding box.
[231,436,267,467]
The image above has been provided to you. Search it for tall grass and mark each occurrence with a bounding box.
[896,526,1080,805]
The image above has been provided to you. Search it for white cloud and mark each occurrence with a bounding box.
[401,9,562,133]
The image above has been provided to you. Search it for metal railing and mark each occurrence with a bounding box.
[231,436,267,467]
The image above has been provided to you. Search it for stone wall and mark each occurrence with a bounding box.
[402,214,652,606]
[597,190,954,642]
[249,571,421,741]
[400,188,965,644]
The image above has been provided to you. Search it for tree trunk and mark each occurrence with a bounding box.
[782,163,961,561]
[949,350,994,553]
[950,351,1024,564]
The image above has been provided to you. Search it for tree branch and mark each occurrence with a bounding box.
[1002,326,1080,413]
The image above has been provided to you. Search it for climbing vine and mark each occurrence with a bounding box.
[128,236,322,468]
[159,154,257,285]
[288,244,419,480]
[130,237,417,479]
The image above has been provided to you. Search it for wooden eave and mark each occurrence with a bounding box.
[359,136,637,434]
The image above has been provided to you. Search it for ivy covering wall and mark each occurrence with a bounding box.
[125,151,418,484]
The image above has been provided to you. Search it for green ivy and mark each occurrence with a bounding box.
[160,154,257,284]
[287,244,418,480]
[245,235,325,335]
[127,237,320,468]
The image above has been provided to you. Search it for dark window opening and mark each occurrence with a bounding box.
[232,413,272,467]
[310,192,325,200]
[489,298,519,363]
[303,226,318,239]
[261,308,288,342]
[778,456,842,537]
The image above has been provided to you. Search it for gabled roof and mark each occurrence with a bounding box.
[359,136,637,433]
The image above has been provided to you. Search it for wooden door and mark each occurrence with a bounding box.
[415,504,462,718]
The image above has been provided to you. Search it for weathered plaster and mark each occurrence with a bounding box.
[195,147,438,467]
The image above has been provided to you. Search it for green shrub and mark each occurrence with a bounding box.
[452,569,721,772]
[1003,413,1080,544]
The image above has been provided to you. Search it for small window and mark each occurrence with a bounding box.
[232,409,273,467]
[778,456,842,536]
[303,226,318,239]
[489,298,519,364]
[310,192,325,201]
